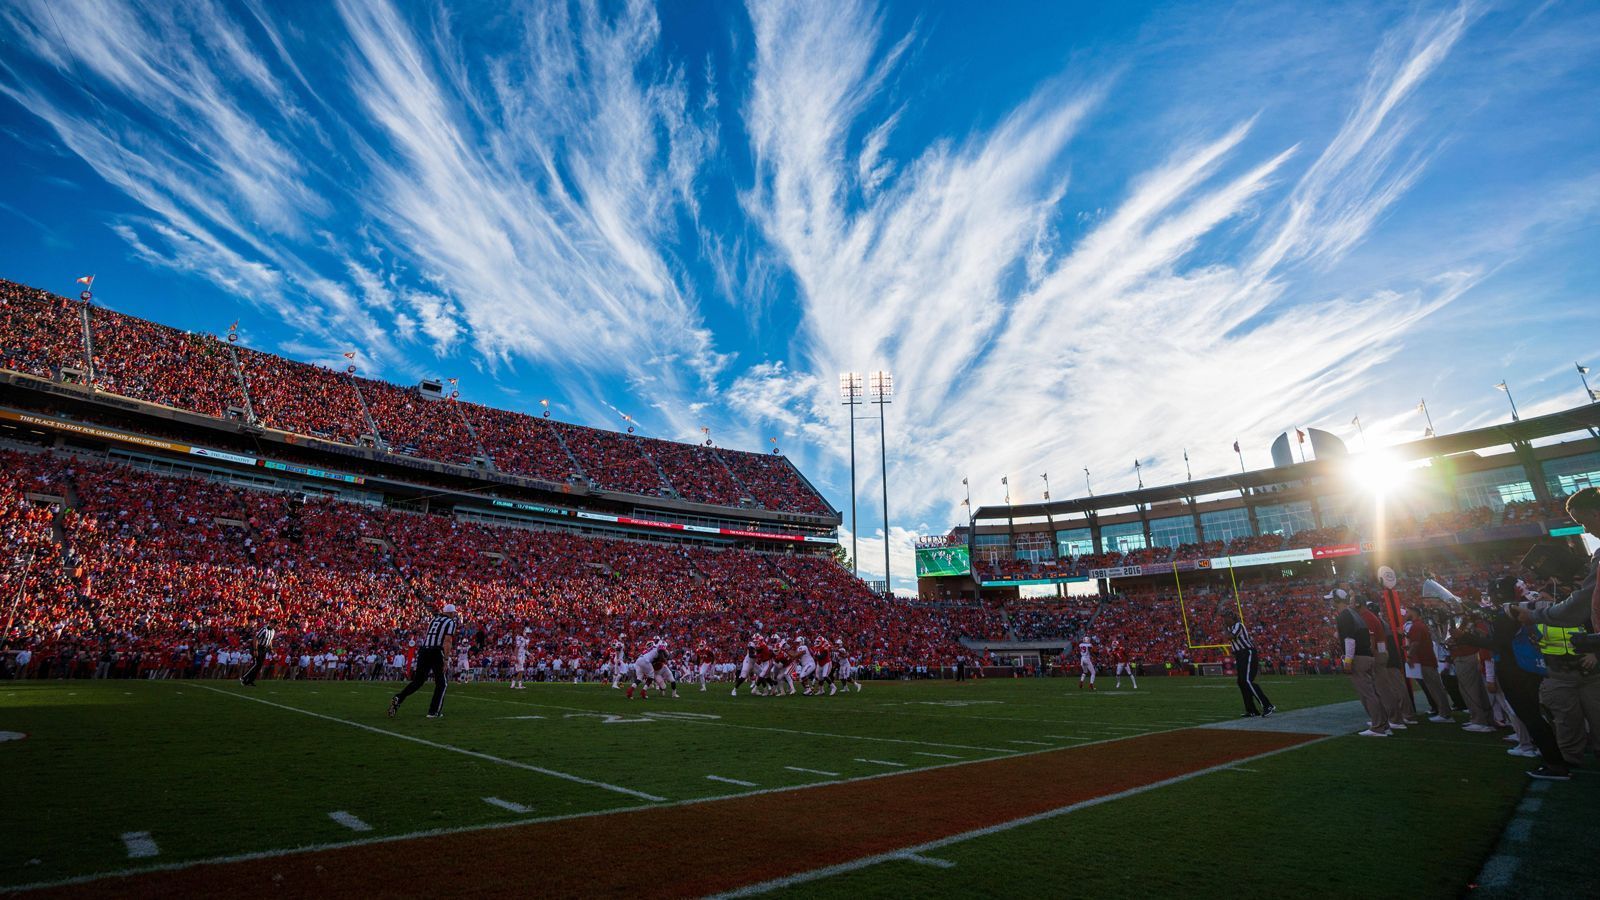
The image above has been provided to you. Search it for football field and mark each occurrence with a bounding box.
[2,675,1592,897]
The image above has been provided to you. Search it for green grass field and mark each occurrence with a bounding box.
[2,675,1591,897]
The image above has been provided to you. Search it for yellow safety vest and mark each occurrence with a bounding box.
[1532,624,1584,658]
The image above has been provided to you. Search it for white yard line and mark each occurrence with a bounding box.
[707,775,759,787]
[710,734,1340,898]
[482,797,533,814]
[120,832,158,859]
[898,853,955,869]
[458,692,1019,754]
[1005,740,1053,746]
[784,766,840,777]
[855,758,908,768]
[328,811,372,832]
[188,684,665,803]
[912,752,961,759]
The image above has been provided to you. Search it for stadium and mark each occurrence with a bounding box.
[3,272,1598,896]
[4,2,1600,898]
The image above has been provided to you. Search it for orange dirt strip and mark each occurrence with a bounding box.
[29,728,1311,899]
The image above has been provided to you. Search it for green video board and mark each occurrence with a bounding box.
[916,545,971,578]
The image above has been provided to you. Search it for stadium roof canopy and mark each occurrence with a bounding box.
[973,401,1600,523]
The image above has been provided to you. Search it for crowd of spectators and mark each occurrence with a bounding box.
[1287,525,1354,550]
[554,423,672,497]
[355,376,479,465]
[0,449,997,679]
[2,277,834,516]
[0,278,87,380]
[715,449,834,516]
[87,307,245,418]
[647,438,746,507]
[1005,604,1090,641]
[237,347,369,445]
[461,402,580,483]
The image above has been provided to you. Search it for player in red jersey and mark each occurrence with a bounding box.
[1111,639,1137,689]
[813,637,836,695]
[754,634,777,695]
[693,641,713,692]
[772,637,796,696]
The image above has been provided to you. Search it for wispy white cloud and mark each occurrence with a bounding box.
[736,0,1493,585]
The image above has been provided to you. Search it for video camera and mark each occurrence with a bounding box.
[1518,541,1588,582]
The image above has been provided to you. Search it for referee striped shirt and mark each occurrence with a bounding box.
[422,614,456,648]
[1228,621,1254,652]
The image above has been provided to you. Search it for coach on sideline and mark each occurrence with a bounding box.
[388,603,457,719]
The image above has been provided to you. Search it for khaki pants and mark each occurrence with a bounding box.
[1350,656,1388,732]
[1374,651,1407,723]
[1539,667,1600,765]
[1419,665,1452,717]
[1455,655,1494,726]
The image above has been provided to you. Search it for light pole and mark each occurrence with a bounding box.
[1495,380,1520,422]
[1041,472,1050,500]
[839,373,863,577]
[1083,467,1093,497]
[1134,459,1144,489]
[869,371,893,596]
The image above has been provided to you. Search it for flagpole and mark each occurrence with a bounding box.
[1496,381,1519,422]
[1083,467,1093,497]
[1134,459,1143,489]
[1183,449,1191,482]
[1352,416,1367,449]
[1579,363,1595,402]
[1418,399,1435,437]
[1234,441,1246,474]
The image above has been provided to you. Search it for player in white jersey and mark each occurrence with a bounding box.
[732,634,761,696]
[510,629,531,689]
[609,638,626,689]
[1077,636,1097,690]
[625,642,667,699]
[648,638,680,695]
[795,638,818,694]
[836,640,862,691]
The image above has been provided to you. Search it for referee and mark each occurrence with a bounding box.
[1228,610,1275,718]
[388,603,457,719]
[239,615,274,687]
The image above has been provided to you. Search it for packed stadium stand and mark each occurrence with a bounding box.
[0,446,990,676]
[0,278,833,516]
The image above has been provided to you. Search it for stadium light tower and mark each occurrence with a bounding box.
[870,371,893,595]
[839,373,864,577]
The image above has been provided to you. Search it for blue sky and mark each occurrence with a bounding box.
[2,0,1598,589]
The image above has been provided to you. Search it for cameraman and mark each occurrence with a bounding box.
[1518,487,1599,633]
